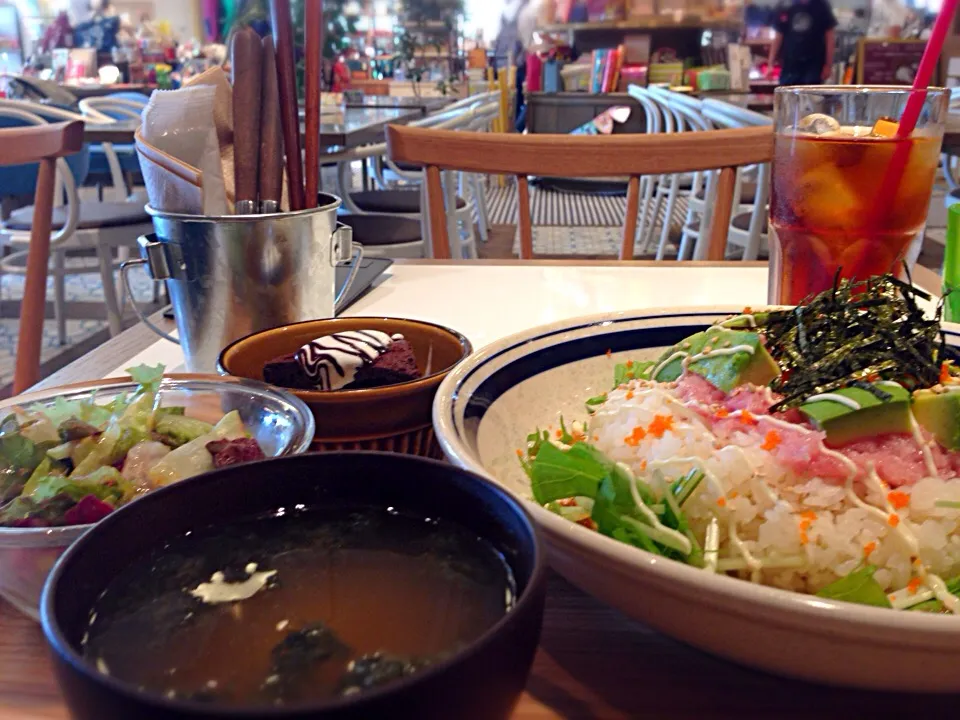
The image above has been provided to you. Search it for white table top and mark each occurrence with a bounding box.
[109,263,771,377]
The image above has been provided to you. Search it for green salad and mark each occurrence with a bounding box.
[0,365,265,528]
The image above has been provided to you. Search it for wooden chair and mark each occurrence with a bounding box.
[386,124,774,261]
[0,120,84,392]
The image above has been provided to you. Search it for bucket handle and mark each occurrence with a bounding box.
[333,223,364,313]
[120,255,180,345]
[122,223,364,345]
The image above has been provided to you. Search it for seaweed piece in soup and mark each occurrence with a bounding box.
[338,652,431,697]
[263,622,348,703]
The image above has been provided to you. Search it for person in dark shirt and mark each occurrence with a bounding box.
[768,0,838,85]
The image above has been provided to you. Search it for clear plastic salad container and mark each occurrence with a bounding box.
[0,375,314,620]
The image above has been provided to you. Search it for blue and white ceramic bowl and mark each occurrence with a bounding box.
[434,307,960,692]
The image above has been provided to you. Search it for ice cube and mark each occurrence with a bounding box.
[796,113,841,135]
[823,125,875,138]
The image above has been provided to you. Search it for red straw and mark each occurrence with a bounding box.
[874,0,959,218]
[897,0,959,140]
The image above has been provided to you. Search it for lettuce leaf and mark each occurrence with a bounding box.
[816,566,892,608]
[529,441,608,505]
[126,363,165,393]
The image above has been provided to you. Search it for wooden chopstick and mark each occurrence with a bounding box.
[304,0,322,207]
[269,0,306,211]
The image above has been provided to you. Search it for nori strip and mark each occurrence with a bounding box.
[748,275,946,411]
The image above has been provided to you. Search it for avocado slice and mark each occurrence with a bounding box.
[912,388,960,450]
[651,328,780,392]
[799,382,911,447]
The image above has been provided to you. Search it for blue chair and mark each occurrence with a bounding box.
[0,101,153,343]
[79,96,145,198]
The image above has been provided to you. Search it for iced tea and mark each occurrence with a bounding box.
[768,87,947,305]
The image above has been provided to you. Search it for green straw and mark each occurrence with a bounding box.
[945,204,960,322]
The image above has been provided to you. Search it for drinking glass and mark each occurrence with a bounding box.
[769,86,948,305]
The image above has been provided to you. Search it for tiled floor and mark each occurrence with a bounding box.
[0,260,158,394]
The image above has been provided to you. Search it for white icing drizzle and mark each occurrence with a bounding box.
[803,393,862,410]
[296,330,402,391]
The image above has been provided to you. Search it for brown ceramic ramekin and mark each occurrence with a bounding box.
[217,317,471,457]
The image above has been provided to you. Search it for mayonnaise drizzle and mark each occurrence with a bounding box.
[727,521,763,583]
[649,340,757,380]
[803,393,862,410]
[625,469,692,555]
[908,411,941,480]
[704,517,720,573]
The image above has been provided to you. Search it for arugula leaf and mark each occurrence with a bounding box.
[671,469,705,506]
[126,363,165,392]
[529,441,608,505]
[816,565,892,608]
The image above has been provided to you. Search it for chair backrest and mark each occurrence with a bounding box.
[0,120,84,393]
[625,86,662,136]
[79,96,143,122]
[386,124,774,261]
[701,99,773,128]
[0,100,89,196]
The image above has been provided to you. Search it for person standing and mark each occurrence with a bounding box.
[768,0,838,85]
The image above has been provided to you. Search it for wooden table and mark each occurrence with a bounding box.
[319,106,422,149]
[1,260,949,719]
[343,95,453,114]
[80,106,423,151]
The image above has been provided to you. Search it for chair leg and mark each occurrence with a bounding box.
[443,171,460,260]
[470,174,489,242]
[53,249,66,346]
[656,177,680,261]
[97,244,123,336]
[645,182,666,252]
[14,157,58,393]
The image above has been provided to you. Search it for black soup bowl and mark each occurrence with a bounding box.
[40,452,546,720]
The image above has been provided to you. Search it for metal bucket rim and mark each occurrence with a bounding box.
[146,193,342,223]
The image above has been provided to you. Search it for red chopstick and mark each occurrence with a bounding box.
[304,0,322,207]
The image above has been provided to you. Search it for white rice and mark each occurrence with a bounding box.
[586,382,960,599]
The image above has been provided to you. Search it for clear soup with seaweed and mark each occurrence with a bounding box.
[81,506,514,706]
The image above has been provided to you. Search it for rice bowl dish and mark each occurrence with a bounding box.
[435,278,960,690]
[517,275,960,614]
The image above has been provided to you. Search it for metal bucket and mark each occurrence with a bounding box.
[121,193,362,372]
